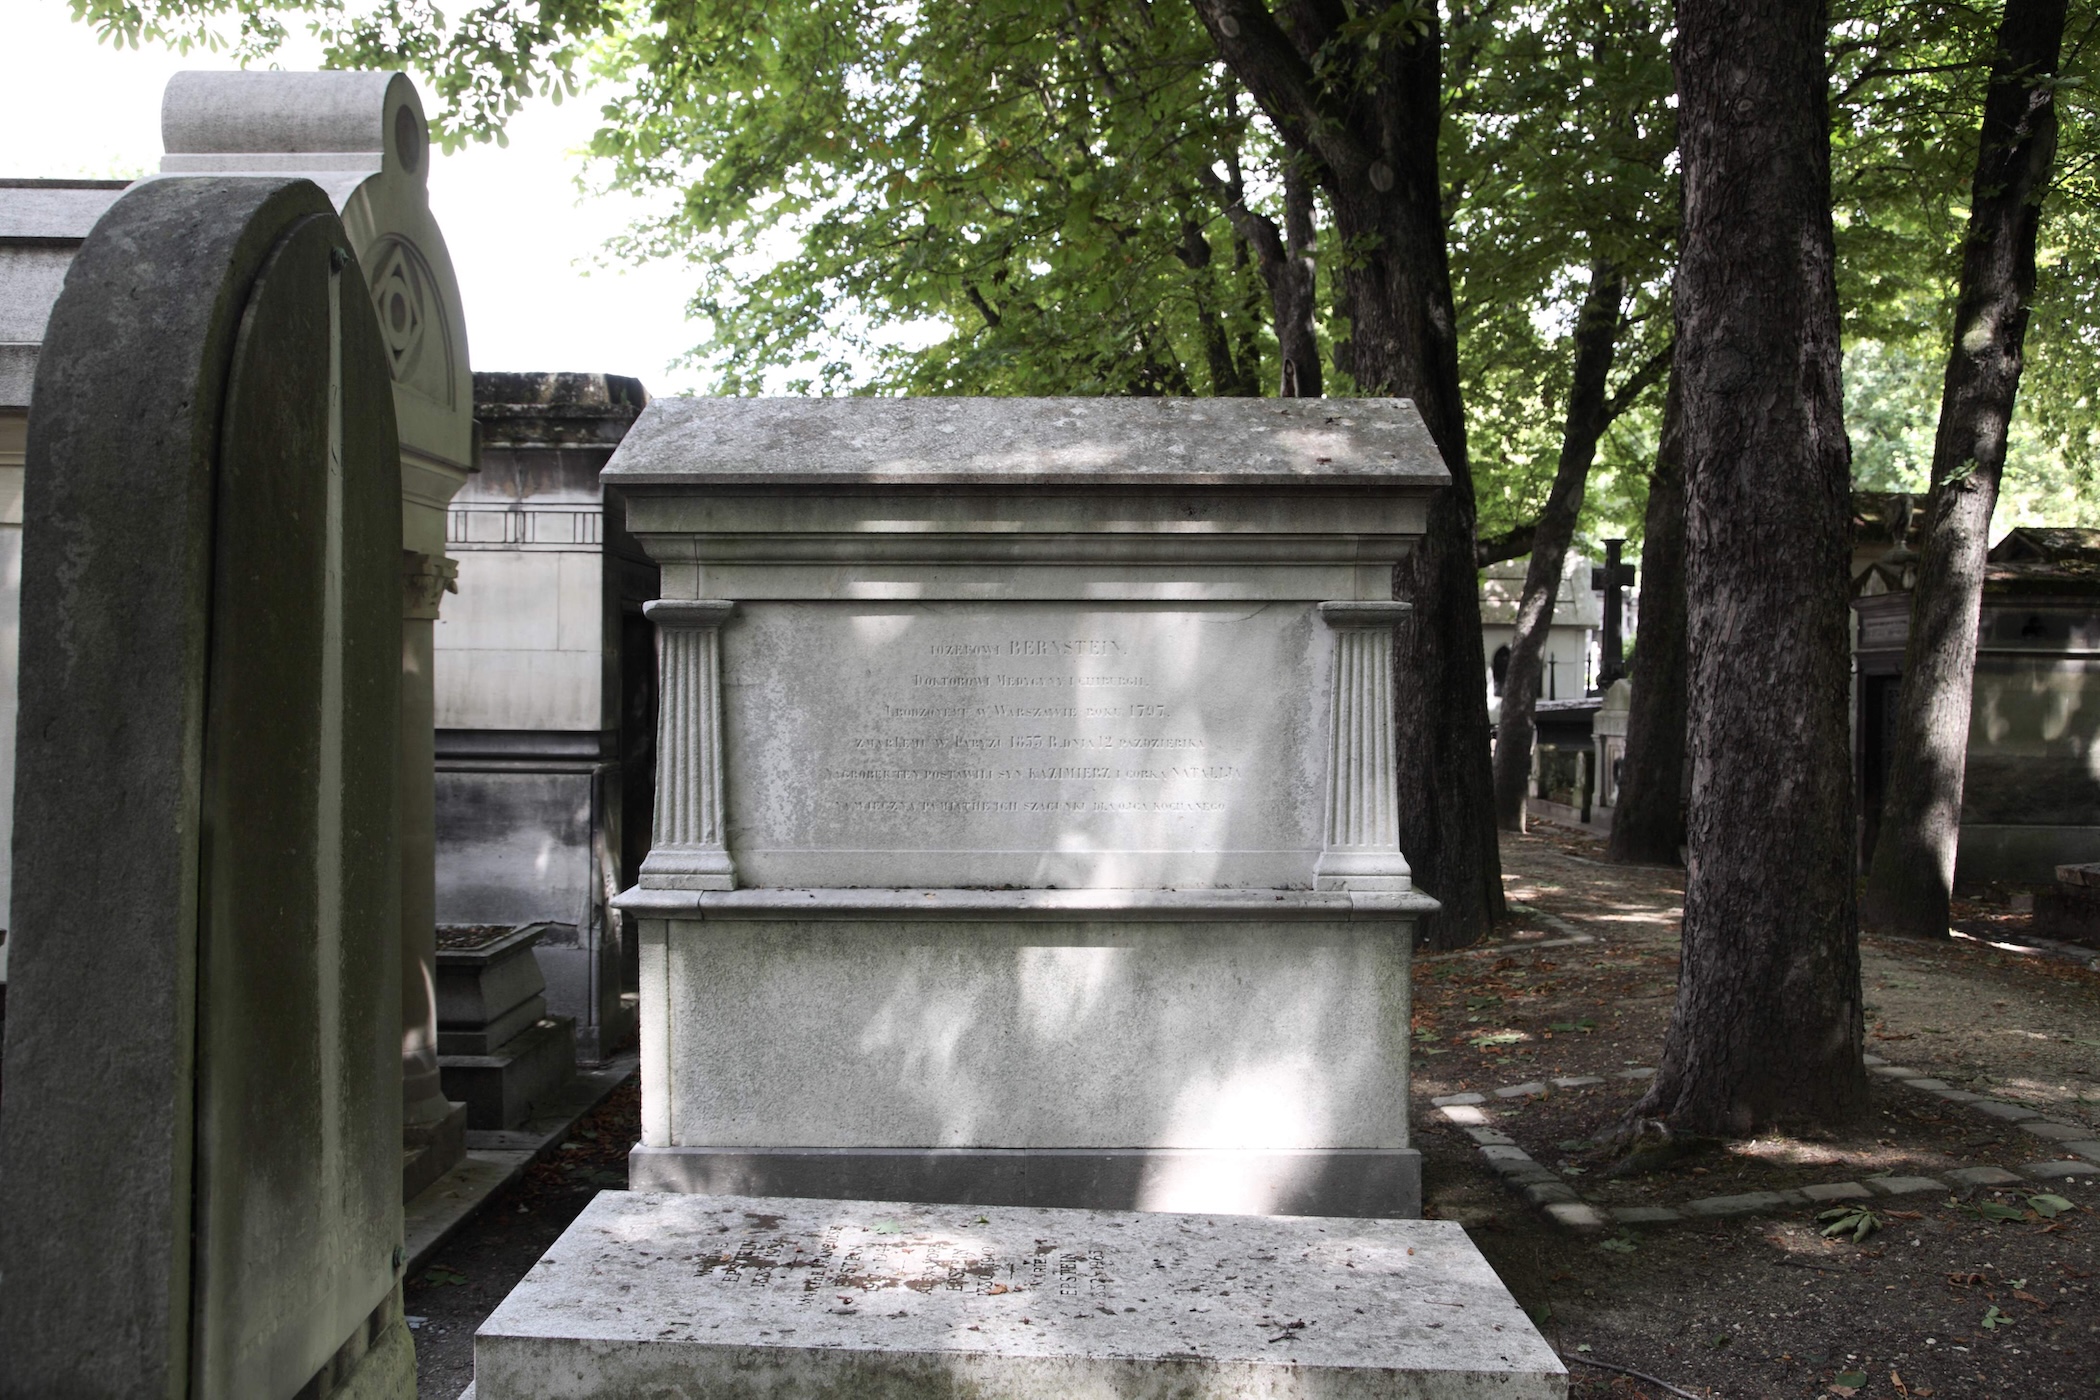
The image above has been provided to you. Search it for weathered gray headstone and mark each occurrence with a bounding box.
[159,68,481,1197]
[473,1191,1567,1399]
[0,178,130,982]
[0,176,410,1397]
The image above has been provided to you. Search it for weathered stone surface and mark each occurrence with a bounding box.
[159,66,483,1191]
[1864,1176,1947,1196]
[0,178,130,978]
[472,1192,1566,1400]
[1480,1146,1539,1173]
[1868,1064,1919,1079]
[2062,1140,2100,1160]
[1520,1181,1582,1206]
[1905,1078,1953,1093]
[1544,1202,1609,1230]
[2021,1160,2100,1180]
[1495,1082,1549,1100]
[1944,1167,2025,1188]
[1972,1100,2045,1122]
[1683,1192,1792,1218]
[1550,1076,1604,1089]
[612,398,1448,1216]
[626,889,1425,1217]
[721,599,1329,889]
[2020,1120,2091,1141]
[1610,1206,1684,1225]
[1440,1105,1492,1126]
[1800,1182,1872,1203]
[1431,1092,1485,1107]
[1463,1127,1516,1147]
[0,176,406,1396]
[606,396,1452,489]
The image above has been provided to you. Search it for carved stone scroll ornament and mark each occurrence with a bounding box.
[401,549,458,620]
[640,600,737,890]
[1314,601,1413,892]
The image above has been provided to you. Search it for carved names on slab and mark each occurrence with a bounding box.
[693,1221,1112,1306]
[722,603,1326,887]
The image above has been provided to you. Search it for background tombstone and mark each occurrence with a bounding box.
[0,178,128,991]
[158,70,479,1197]
[0,176,410,1397]
[435,371,659,1069]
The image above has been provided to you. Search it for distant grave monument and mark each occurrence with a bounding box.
[435,371,660,1068]
[0,175,411,1397]
[609,397,1442,1218]
[158,69,481,1195]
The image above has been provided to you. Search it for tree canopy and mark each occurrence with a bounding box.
[66,0,2100,540]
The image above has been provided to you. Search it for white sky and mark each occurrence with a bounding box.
[0,0,713,394]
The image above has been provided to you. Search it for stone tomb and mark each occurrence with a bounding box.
[610,398,1444,1218]
[0,176,411,1396]
[471,1191,1566,1398]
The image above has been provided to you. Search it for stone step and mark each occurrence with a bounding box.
[471,1191,1567,1399]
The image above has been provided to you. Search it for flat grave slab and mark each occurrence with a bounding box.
[474,1191,1565,1399]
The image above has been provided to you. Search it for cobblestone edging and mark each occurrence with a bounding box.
[1434,1055,2100,1231]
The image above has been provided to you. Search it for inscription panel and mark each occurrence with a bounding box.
[722,602,1327,887]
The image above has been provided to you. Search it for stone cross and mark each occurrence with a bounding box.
[1590,537,1637,690]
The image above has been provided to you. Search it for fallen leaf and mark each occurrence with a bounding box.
[2028,1193,2075,1219]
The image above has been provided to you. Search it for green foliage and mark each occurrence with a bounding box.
[585,0,1272,397]
[1445,0,1678,551]
[1831,0,2100,526]
[68,0,620,145]
[61,0,2100,529]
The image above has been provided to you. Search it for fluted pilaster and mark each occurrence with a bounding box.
[1314,601,1413,892]
[640,599,737,890]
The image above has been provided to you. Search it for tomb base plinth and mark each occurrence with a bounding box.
[621,886,1432,1219]
[629,1145,1420,1219]
[440,1016,578,1130]
[471,1190,1566,1400]
[402,1100,469,1201]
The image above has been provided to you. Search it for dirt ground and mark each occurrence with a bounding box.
[1426,824,2100,1399]
[411,828,2100,1398]
[406,1080,638,1399]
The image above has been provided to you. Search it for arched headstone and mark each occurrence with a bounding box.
[161,70,478,1194]
[0,177,410,1398]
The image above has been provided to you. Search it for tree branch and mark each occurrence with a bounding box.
[1186,0,1372,176]
[1474,521,1537,568]
[1604,340,1673,421]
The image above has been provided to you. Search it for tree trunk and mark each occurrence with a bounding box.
[1277,167,1321,397]
[1492,262,1626,830]
[1859,0,2067,938]
[1194,0,1504,946]
[1636,0,1866,1135]
[1608,369,1689,865]
[1211,163,1322,397]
